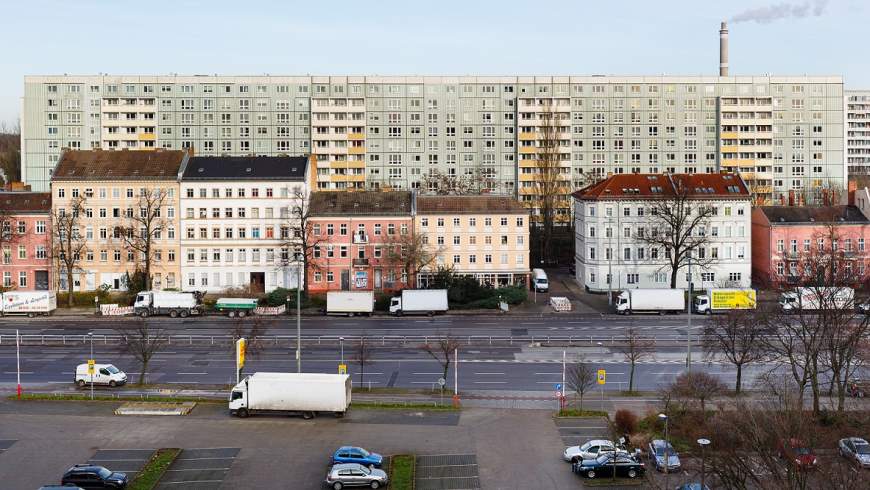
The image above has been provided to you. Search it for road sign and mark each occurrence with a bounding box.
[597,369,606,385]
[236,338,246,369]
[555,383,562,391]
[338,364,347,375]
[555,391,562,398]
[87,359,95,375]
[437,377,446,387]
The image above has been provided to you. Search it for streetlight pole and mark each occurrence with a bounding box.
[698,438,711,490]
[15,329,21,399]
[296,260,302,374]
[686,254,693,371]
[659,413,669,488]
[88,332,94,400]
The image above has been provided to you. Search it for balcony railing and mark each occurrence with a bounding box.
[352,258,369,267]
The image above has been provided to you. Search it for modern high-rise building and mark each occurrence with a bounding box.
[22,75,845,207]
[846,90,870,176]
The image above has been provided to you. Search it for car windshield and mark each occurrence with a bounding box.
[580,442,593,450]
[794,447,812,455]
[106,365,120,374]
[856,444,870,454]
[359,466,371,475]
[97,468,112,478]
[655,443,675,456]
[357,448,370,457]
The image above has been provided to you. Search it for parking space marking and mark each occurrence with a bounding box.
[89,448,155,478]
[156,447,240,489]
[415,453,481,490]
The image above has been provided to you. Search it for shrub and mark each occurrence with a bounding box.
[265,287,292,307]
[496,285,527,305]
[614,409,639,435]
[57,290,113,308]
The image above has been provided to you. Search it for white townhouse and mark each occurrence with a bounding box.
[573,173,752,292]
[179,155,311,293]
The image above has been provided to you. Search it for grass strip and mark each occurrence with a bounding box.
[351,401,459,411]
[389,454,415,490]
[129,448,181,490]
[10,393,223,404]
[558,408,609,417]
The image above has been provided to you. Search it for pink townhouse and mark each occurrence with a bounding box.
[751,198,870,287]
[0,192,52,290]
[307,191,414,293]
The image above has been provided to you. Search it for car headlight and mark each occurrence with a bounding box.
[812,458,817,465]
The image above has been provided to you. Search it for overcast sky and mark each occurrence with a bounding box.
[2,0,868,127]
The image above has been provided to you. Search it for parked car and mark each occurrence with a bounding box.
[648,439,681,472]
[40,486,85,490]
[332,446,383,467]
[675,484,711,490]
[777,439,817,469]
[839,437,870,468]
[61,464,127,489]
[75,363,127,388]
[572,453,645,479]
[563,439,626,463]
[324,463,388,489]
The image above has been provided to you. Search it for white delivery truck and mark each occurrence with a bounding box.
[326,291,374,316]
[389,289,449,316]
[693,289,757,315]
[0,291,57,317]
[780,287,854,312]
[133,291,202,318]
[229,372,351,419]
[616,288,685,315]
[532,268,549,292]
[75,363,127,387]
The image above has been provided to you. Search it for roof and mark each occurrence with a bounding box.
[416,195,527,215]
[0,192,51,214]
[51,150,187,181]
[182,156,307,181]
[309,191,412,217]
[759,205,869,225]
[573,173,750,200]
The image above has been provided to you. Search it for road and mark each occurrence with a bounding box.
[0,313,781,393]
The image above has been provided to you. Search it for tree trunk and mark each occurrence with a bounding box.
[735,363,742,394]
[145,255,152,290]
[628,362,635,393]
[442,360,449,382]
[579,393,584,411]
[66,268,74,308]
[138,361,147,385]
[670,266,679,289]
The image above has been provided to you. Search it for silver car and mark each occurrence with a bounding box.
[563,439,627,463]
[839,437,870,468]
[325,463,388,489]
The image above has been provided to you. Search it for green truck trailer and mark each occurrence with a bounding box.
[215,298,258,317]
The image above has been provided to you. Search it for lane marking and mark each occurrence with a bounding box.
[473,372,504,375]
[411,372,444,375]
[473,381,507,384]
[177,372,208,375]
[535,372,561,375]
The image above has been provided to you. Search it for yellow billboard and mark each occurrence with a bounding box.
[710,289,757,310]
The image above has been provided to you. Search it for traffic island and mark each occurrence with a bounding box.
[128,448,181,490]
[388,454,415,490]
[115,401,196,416]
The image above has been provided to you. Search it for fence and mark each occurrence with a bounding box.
[100,304,134,316]
[253,305,286,316]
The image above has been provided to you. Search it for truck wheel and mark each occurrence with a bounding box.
[302,411,315,420]
[180,310,189,318]
[658,311,664,315]
[169,310,178,318]
[334,411,345,418]
[28,313,36,318]
[227,311,235,318]
[109,380,117,387]
[139,311,149,318]
[236,408,249,418]
[238,310,246,318]
[77,379,86,388]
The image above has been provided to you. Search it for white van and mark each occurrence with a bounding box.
[75,364,127,387]
[532,268,549,292]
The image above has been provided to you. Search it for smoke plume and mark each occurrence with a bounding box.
[731,0,829,24]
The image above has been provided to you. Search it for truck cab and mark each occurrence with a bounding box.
[229,379,247,415]
[615,292,630,314]
[693,295,711,314]
[388,297,402,315]
[133,292,153,310]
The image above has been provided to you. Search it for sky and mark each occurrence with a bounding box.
[1,0,868,127]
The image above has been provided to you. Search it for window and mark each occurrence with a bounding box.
[626,273,639,284]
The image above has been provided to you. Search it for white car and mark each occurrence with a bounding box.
[75,363,127,387]
[563,439,627,463]
[839,437,870,468]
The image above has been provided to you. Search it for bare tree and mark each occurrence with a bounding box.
[384,230,439,289]
[352,336,373,390]
[420,168,500,195]
[703,309,768,393]
[669,371,726,416]
[0,122,21,184]
[635,177,716,288]
[279,187,321,297]
[0,202,15,253]
[52,195,88,307]
[419,335,461,385]
[229,315,268,359]
[617,328,654,393]
[566,361,597,411]
[528,102,570,264]
[114,188,169,290]
[116,320,167,385]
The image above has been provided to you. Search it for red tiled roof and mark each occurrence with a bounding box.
[416,195,526,214]
[52,150,187,181]
[573,173,750,200]
[0,192,51,214]
[309,191,412,216]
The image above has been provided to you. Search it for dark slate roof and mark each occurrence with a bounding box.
[416,195,527,215]
[0,192,51,214]
[759,205,870,224]
[182,156,308,181]
[573,173,750,200]
[309,191,412,216]
[51,150,187,181]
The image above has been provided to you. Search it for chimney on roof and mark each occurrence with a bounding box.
[788,190,795,207]
[848,180,858,206]
[719,21,729,76]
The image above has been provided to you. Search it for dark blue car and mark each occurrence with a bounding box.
[332,446,383,467]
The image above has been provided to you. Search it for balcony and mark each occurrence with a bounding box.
[353,233,369,244]
[352,258,369,267]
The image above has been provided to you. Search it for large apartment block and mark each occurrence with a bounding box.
[23,75,845,207]
[846,90,870,176]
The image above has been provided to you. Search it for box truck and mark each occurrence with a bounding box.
[229,372,351,419]
[780,287,854,312]
[615,289,685,315]
[215,298,258,318]
[326,291,374,316]
[133,290,202,318]
[693,289,757,314]
[0,291,57,317]
[389,289,449,316]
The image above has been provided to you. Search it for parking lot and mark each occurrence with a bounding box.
[156,447,240,489]
[0,439,15,455]
[88,448,154,479]
[415,454,480,490]
[554,416,612,447]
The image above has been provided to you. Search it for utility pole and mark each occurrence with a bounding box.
[296,258,302,373]
[88,332,94,400]
[15,329,21,399]
[686,254,693,371]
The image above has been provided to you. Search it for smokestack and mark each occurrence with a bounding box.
[719,21,729,76]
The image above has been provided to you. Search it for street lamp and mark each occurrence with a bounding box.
[88,332,94,400]
[686,254,693,370]
[296,255,303,373]
[698,438,711,490]
[339,336,345,365]
[659,413,670,487]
